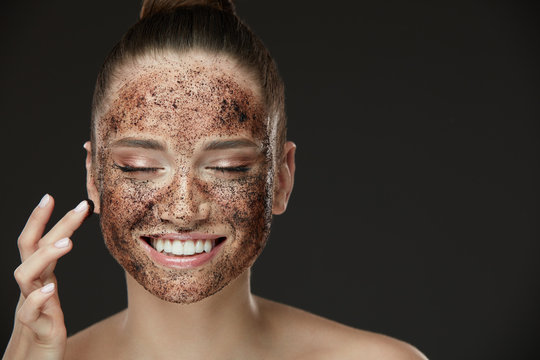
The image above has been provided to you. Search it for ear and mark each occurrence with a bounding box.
[83,141,100,214]
[272,141,296,215]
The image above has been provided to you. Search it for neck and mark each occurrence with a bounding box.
[119,269,263,359]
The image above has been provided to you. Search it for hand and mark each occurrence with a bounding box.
[3,195,93,360]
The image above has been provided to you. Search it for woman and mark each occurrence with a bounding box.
[5,1,427,358]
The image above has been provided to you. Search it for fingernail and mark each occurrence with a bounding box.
[74,200,89,213]
[38,194,50,208]
[41,283,55,294]
[54,238,70,248]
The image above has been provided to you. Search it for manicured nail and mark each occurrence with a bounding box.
[74,200,89,213]
[54,238,70,248]
[38,194,50,208]
[41,283,55,294]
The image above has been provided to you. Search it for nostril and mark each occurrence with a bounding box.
[157,200,209,225]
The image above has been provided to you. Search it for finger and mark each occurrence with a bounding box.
[14,238,73,297]
[18,194,55,262]
[38,199,93,249]
[16,283,57,339]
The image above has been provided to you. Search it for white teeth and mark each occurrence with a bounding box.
[151,238,218,256]
[156,239,164,252]
[172,240,184,255]
[184,240,195,255]
[195,240,204,253]
[204,239,212,253]
[163,240,172,253]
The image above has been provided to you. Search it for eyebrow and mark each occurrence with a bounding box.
[110,138,260,152]
[203,139,259,151]
[111,138,166,151]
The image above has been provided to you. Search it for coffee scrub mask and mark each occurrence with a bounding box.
[90,53,277,303]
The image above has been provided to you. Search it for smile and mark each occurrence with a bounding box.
[148,238,222,256]
[139,234,227,269]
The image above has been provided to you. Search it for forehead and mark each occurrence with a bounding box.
[96,53,269,151]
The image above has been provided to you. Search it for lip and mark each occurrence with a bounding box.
[139,233,226,270]
[148,233,223,241]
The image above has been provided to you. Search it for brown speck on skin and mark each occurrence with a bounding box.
[93,52,276,304]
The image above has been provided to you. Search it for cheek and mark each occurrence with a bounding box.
[202,171,274,239]
[99,168,158,241]
[97,158,275,242]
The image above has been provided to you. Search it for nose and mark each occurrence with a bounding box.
[157,171,210,227]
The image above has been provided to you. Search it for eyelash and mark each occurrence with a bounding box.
[207,166,250,173]
[114,164,250,173]
[114,164,161,173]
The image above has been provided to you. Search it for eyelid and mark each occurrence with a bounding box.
[207,159,253,168]
[207,165,250,173]
[202,150,261,165]
[112,149,168,168]
[113,163,165,172]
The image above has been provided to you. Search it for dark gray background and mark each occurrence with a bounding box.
[1,1,538,359]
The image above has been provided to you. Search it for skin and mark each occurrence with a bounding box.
[5,51,428,360]
[4,196,93,360]
[90,53,276,304]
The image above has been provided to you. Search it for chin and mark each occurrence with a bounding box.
[142,278,230,304]
[128,262,248,304]
[110,237,266,305]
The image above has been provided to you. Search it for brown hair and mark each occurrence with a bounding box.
[91,0,286,160]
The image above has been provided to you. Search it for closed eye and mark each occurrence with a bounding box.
[114,164,164,173]
[207,166,250,173]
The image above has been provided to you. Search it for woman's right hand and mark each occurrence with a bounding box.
[3,195,93,360]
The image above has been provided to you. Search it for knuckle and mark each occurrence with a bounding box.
[15,303,31,325]
[13,265,27,284]
[17,234,26,250]
[40,243,56,256]
[24,290,42,311]
[32,246,57,264]
[57,213,78,231]
[38,242,56,254]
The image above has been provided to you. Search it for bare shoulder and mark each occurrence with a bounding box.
[65,309,126,360]
[256,297,428,360]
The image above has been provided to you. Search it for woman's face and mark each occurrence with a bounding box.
[91,53,275,303]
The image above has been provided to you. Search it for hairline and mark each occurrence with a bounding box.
[90,48,282,172]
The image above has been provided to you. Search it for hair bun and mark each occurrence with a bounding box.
[140,0,236,18]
